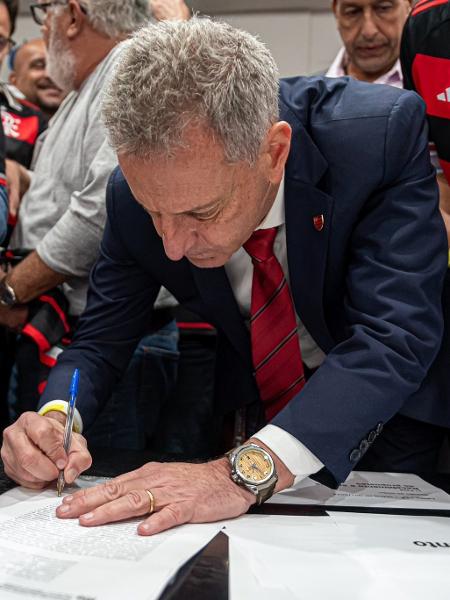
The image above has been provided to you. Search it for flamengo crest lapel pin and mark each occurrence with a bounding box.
[313,214,325,231]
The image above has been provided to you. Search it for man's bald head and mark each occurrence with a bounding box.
[9,38,65,118]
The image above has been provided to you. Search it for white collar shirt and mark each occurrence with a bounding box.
[326,47,403,88]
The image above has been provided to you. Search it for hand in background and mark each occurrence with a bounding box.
[0,302,28,331]
[5,159,31,219]
[1,411,92,489]
[149,0,191,21]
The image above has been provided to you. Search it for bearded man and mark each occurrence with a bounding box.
[0,0,150,421]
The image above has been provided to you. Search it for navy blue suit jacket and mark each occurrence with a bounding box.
[41,76,448,484]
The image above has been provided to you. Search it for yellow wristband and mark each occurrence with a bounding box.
[38,400,83,434]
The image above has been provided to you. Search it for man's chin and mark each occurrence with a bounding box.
[187,255,227,268]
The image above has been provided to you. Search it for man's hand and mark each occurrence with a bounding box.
[5,159,31,219]
[149,0,191,21]
[56,442,295,535]
[0,303,29,331]
[1,412,92,489]
[56,458,256,535]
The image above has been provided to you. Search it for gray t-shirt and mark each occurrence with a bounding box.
[12,45,122,316]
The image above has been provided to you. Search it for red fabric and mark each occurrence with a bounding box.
[22,324,50,353]
[40,352,57,368]
[38,381,47,395]
[7,213,17,227]
[177,322,214,330]
[39,294,71,333]
[1,111,40,145]
[412,0,449,16]
[244,228,305,420]
[412,54,450,119]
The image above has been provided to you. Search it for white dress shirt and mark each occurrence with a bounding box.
[224,178,324,482]
[326,47,403,88]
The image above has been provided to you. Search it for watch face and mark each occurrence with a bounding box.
[236,447,274,485]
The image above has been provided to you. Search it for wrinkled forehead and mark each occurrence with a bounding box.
[335,0,407,9]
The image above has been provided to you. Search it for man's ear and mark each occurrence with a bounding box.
[66,0,87,40]
[332,0,339,17]
[265,121,292,186]
[8,71,17,86]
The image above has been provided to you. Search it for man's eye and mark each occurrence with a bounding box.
[376,3,394,12]
[191,208,221,221]
[343,7,361,17]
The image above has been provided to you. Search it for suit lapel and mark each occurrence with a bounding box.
[283,100,335,352]
[285,179,335,352]
[191,265,253,367]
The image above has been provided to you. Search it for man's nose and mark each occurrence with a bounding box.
[160,217,194,262]
[360,9,379,38]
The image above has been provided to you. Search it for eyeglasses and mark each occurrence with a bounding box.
[30,1,87,26]
[0,35,15,52]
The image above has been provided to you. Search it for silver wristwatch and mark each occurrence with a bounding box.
[228,443,278,505]
[0,279,17,307]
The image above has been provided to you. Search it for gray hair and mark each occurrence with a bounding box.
[81,0,150,38]
[102,18,280,164]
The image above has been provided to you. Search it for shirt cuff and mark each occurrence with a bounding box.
[253,424,324,485]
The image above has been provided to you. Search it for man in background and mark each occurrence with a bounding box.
[400,0,450,467]
[8,38,65,120]
[327,0,411,86]
[0,1,46,172]
[0,0,151,431]
[401,0,450,238]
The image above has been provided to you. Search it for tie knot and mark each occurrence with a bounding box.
[243,227,278,262]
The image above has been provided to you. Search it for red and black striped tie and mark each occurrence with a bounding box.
[244,227,305,420]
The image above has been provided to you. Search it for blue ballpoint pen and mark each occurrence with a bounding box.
[57,368,80,497]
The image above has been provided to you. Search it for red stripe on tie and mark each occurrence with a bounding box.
[244,228,305,420]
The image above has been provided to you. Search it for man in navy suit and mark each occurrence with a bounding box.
[1,19,448,535]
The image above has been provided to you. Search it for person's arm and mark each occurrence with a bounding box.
[1,168,161,486]
[0,139,116,330]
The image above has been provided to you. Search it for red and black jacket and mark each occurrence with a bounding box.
[401,0,450,183]
[0,84,47,169]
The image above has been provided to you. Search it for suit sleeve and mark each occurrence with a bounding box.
[273,92,448,484]
[39,169,161,428]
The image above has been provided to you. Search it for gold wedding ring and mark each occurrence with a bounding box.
[145,489,155,515]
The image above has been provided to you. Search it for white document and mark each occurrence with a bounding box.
[0,482,221,600]
[268,470,450,510]
[225,512,450,600]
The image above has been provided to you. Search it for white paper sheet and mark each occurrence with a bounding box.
[0,482,221,600]
[268,470,450,510]
[225,512,450,600]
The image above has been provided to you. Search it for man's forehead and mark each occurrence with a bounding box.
[336,0,402,7]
